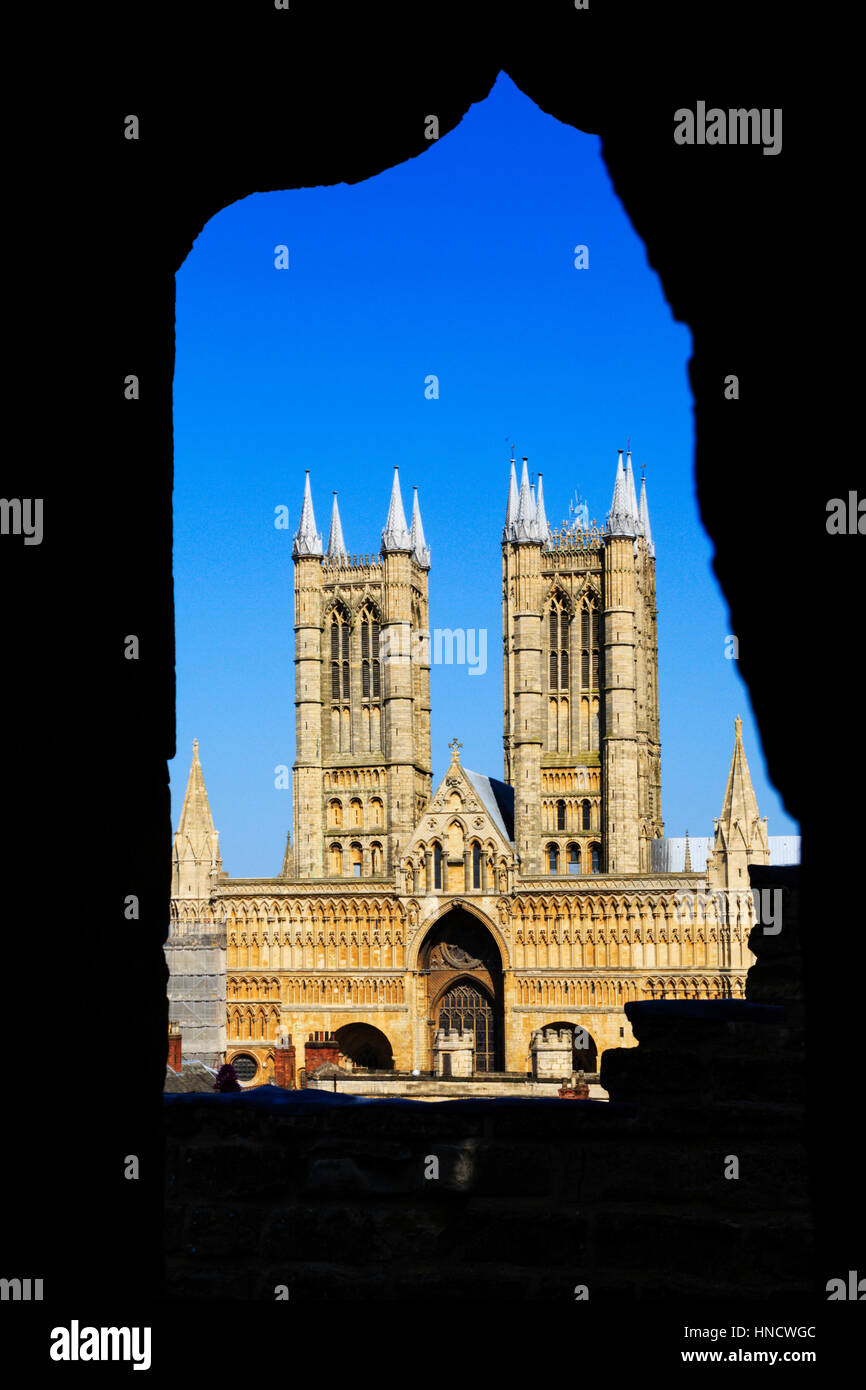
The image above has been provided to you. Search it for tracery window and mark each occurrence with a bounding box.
[360,604,382,704]
[547,595,571,752]
[579,596,601,751]
[437,983,495,1073]
[329,607,351,752]
[329,609,350,699]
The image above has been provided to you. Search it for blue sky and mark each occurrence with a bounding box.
[171,72,798,876]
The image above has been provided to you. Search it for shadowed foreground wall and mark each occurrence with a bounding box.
[11,5,848,1316]
[165,868,811,1299]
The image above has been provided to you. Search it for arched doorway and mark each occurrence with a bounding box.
[539,1021,598,1072]
[420,907,505,1073]
[333,1022,393,1070]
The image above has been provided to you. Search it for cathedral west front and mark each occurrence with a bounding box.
[167,450,791,1090]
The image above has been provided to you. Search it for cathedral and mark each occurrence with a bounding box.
[166,450,794,1088]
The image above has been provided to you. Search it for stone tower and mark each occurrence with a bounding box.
[502,449,663,877]
[291,468,433,879]
[603,449,663,871]
[707,715,770,890]
[166,739,226,1066]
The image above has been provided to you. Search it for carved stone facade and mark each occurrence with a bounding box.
[166,457,773,1086]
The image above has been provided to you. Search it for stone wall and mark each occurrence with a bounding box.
[165,1080,809,1300]
[165,865,811,1299]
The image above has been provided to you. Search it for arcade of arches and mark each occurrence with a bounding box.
[168,462,772,1088]
[215,879,756,1087]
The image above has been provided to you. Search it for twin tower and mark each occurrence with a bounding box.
[290,450,663,883]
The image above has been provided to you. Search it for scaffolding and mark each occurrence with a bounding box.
[164,918,227,1068]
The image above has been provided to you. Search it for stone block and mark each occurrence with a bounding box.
[185,1203,261,1257]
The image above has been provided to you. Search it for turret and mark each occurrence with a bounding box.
[325,492,347,564]
[293,470,323,557]
[503,456,519,537]
[410,486,430,569]
[501,455,543,870]
[606,449,638,538]
[382,466,412,552]
[638,472,654,557]
[603,449,641,871]
[172,739,222,900]
[292,471,326,876]
[707,716,770,890]
[535,473,551,545]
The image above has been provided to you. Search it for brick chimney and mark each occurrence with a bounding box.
[304,1032,340,1074]
[273,1035,296,1089]
[167,1022,182,1072]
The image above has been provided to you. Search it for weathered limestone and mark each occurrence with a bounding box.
[530,1027,574,1081]
[166,458,773,1092]
[433,1029,475,1077]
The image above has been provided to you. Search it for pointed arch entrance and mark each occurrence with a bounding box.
[419,906,505,1072]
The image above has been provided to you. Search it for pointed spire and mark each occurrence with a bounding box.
[683,829,692,872]
[625,450,640,525]
[409,486,430,569]
[177,739,215,839]
[512,457,538,542]
[292,471,323,557]
[709,716,770,886]
[504,456,519,536]
[719,716,763,834]
[173,740,222,896]
[534,473,551,545]
[606,449,637,537]
[382,467,411,551]
[638,472,655,557]
[325,492,347,563]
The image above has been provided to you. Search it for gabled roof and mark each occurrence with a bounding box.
[164,1060,218,1093]
[462,769,514,843]
[402,747,515,860]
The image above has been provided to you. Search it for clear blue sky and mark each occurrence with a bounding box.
[170,72,798,877]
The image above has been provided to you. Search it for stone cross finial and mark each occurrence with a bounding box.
[448,738,463,762]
